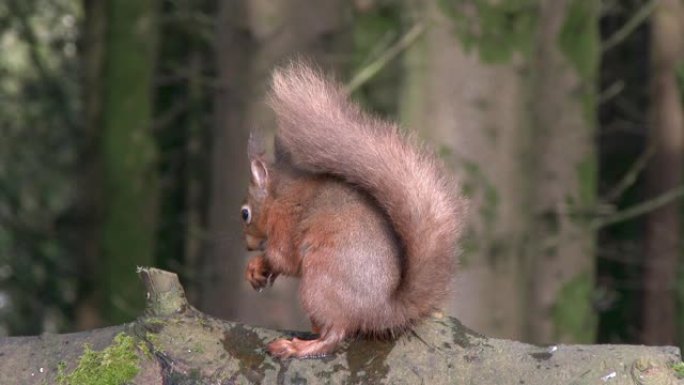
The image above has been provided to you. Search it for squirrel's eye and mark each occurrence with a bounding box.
[240,205,252,224]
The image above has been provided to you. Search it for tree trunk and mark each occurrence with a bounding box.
[526,0,599,344]
[401,0,533,341]
[200,0,351,330]
[642,0,684,345]
[1,268,680,385]
[199,0,252,323]
[182,48,209,304]
[401,0,598,344]
[100,0,160,324]
[74,0,107,330]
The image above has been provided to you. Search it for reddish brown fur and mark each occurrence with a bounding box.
[241,62,467,358]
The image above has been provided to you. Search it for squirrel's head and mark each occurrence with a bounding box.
[242,158,270,251]
[241,133,271,252]
[241,132,295,251]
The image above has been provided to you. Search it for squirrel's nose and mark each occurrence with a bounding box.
[245,234,266,251]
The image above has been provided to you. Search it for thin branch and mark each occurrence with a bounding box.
[592,185,684,229]
[542,184,684,251]
[152,97,190,132]
[598,80,625,105]
[602,0,658,53]
[360,30,398,68]
[602,142,657,202]
[345,23,426,93]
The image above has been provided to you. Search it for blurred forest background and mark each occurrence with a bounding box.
[0,0,682,350]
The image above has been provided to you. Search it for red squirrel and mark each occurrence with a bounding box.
[241,62,467,358]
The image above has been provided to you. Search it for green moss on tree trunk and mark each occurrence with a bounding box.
[552,272,595,342]
[440,0,539,64]
[555,0,599,343]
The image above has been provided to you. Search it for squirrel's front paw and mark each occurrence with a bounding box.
[246,256,277,290]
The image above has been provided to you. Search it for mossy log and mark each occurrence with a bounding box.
[0,268,681,385]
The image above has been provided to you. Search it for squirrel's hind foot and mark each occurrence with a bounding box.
[267,329,346,359]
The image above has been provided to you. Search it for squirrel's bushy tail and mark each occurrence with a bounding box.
[269,62,467,327]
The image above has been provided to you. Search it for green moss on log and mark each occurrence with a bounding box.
[57,333,144,385]
[673,362,684,378]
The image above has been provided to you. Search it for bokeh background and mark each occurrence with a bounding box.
[0,0,682,350]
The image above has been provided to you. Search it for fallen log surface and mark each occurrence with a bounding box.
[0,267,681,385]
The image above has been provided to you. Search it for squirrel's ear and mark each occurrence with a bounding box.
[250,159,269,188]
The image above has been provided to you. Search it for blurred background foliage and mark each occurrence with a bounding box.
[0,0,682,351]
[0,0,81,335]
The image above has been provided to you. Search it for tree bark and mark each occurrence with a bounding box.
[526,0,599,344]
[642,0,684,345]
[74,0,107,331]
[0,268,680,385]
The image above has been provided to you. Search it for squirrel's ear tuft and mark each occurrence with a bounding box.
[248,131,265,160]
[274,135,293,165]
[250,159,269,189]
